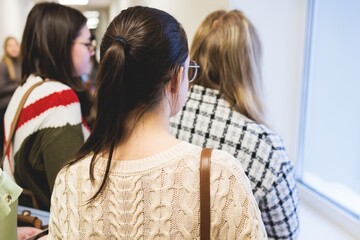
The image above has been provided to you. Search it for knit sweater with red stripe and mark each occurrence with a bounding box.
[3,75,90,210]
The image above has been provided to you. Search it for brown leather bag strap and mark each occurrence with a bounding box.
[200,148,212,240]
[1,80,45,169]
[17,209,43,229]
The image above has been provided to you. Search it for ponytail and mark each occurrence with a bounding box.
[68,6,189,203]
[70,41,127,201]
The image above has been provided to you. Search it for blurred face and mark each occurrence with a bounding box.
[71,26,94,77]
[5,38,20,58]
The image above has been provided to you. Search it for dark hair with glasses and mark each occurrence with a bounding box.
[20,2,87,91]
[69,6,189,201]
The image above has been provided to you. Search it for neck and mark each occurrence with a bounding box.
[111,105,179,160]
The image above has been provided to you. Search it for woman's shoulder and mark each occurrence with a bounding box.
[180,141,245,167]
[23,75,79,103]
[179,142,250,187]
[221,105,286,149]
[56,155,92,179]
[210,149,249,181]
[39,78,73,93]
[189,85,285,144]
[21,75,69,92]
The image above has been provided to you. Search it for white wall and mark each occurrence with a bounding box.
[109,0,229,46]
[0,0,34,57]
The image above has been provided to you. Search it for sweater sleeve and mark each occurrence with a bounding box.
[259,156,299,240]
[211,151,268,239]
[248,131,299,240]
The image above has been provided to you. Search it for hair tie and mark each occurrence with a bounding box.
[114,37,128,50]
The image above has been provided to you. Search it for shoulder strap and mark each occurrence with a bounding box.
[0,80,45,169]
[200,148,212,240]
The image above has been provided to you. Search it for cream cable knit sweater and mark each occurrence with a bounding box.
[48,141,267,239]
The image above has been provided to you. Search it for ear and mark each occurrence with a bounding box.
[167,66,184,94]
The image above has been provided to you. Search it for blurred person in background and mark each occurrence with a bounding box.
[0,36,21,158]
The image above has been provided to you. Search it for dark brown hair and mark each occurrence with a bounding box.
[20,2,87,91]
[70,6,188,201]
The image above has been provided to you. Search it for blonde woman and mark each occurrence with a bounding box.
[170,10,299,239]
[0,37,20,158]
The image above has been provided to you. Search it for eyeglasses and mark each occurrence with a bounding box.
[187,60,200,82]
[74,41,95,52]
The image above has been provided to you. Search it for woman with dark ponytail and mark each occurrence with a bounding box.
[48,6,267,239]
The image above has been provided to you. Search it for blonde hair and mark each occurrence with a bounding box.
[2,36,19,81]
[191,10,265,124]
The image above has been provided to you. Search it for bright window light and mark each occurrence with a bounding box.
[58,0,89,5]
[83,11,100,29]
[298,0,360,235]
[83,11,100,18]
[87,18,99,29]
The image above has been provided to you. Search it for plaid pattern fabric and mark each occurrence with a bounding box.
[170,85,299,240]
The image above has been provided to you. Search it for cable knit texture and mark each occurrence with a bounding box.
[48,141,267,239]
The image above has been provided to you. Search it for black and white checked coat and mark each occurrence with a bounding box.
[170,85,299,240]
